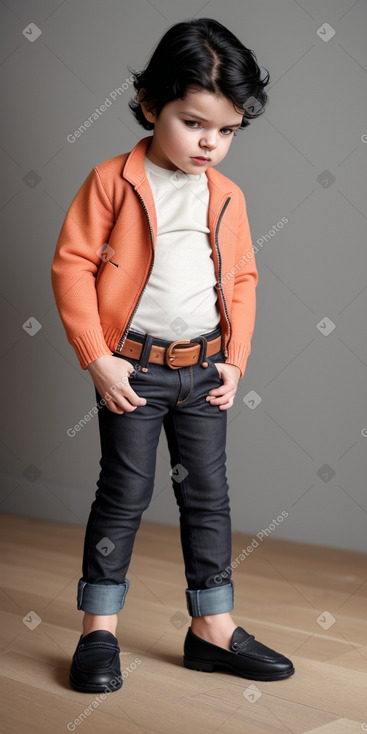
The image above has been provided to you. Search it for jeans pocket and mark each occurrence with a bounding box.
[207,351,225,379]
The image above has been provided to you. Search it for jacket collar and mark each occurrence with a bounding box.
[122,135,233,237]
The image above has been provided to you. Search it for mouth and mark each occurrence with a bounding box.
[191,156,210,162]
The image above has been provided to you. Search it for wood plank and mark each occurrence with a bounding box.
[0,513,366,734]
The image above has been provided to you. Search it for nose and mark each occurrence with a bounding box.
[199,132,217,151]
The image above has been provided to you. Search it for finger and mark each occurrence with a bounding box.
[219,401,231,410]
[126,384,147,406]
[105,401,125,415]
[206,387,221,398]
[206,387,227,400]
[209,391,234,405]
[104,390,136,413]
[114,385,147,412]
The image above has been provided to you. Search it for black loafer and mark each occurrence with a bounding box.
[69,630,122,692]
[183,626,295,681]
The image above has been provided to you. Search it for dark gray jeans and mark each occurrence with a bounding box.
[77,324,234,617]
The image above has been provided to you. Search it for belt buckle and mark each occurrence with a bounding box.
[165,339,191,369]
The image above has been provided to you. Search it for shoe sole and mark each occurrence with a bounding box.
[183,655,295,681]
[69,673,123,693]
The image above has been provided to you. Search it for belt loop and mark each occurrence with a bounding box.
[189,335,208,367]
[139,334,155,372]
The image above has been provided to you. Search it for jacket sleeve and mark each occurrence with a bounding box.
[51,167,116,369]
[225,189,259,380]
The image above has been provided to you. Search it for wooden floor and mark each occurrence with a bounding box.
[0,513,366,734]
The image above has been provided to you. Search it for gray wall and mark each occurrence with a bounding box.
[1,0,366,552]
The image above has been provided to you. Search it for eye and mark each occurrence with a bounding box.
[184,120,201,128]
[183,120,238,136]
[221,128,237,136]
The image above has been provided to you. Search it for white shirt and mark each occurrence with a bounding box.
[129,156,221,340]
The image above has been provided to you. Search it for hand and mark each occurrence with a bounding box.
[206,362,241,410]
[87,355,147,414]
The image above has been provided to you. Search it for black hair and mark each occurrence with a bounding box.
[128,17,270,131]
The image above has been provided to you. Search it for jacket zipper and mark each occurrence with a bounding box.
[116,192,233,356]
[215,197,232,357]
[115,190,155,352]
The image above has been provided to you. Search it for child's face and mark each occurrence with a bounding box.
[140,87,243,174]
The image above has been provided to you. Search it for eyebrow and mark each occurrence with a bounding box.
[180,111,242,128]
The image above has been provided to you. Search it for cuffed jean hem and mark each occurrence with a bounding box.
[77,578,130,614]
[185,581,234,617]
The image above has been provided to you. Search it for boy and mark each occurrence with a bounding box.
[51,18,294,692]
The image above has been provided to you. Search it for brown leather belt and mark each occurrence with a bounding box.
[119,335,222,371]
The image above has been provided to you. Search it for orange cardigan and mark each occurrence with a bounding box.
[51,136,258,380]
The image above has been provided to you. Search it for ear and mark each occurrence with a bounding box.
[138,88,157,124]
